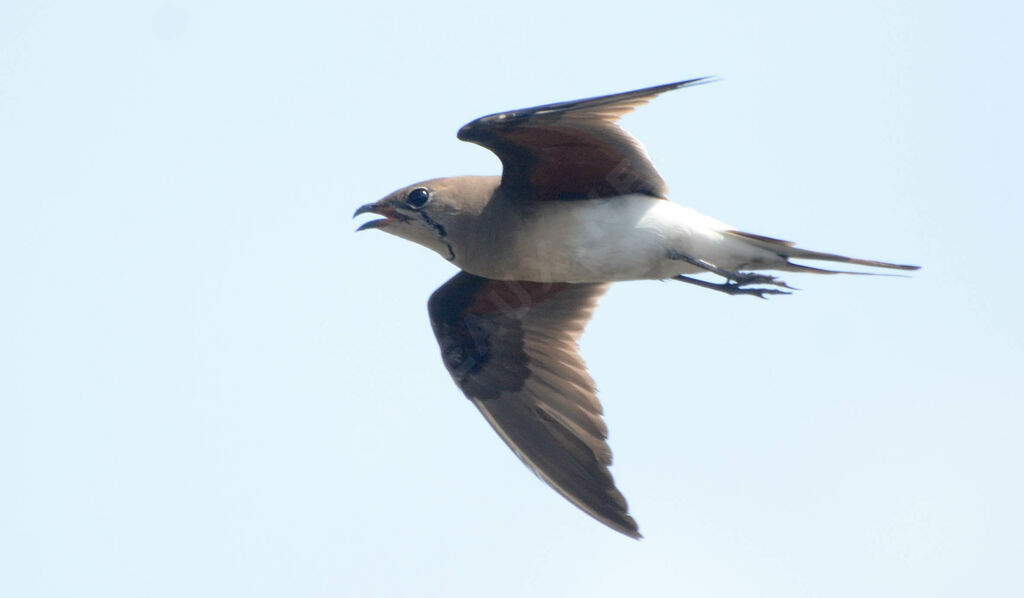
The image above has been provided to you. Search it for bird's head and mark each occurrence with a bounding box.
[353,176,499,262]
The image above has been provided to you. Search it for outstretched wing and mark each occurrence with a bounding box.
[457,77,712,202]
[427,271,639,538]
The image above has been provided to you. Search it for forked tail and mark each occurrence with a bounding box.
[727,230,921,274]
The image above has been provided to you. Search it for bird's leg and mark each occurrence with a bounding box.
[667,250,794,299]
[672,274,790,298]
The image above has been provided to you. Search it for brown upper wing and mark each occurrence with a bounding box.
[457,77,712,202]
[427,271,639,538]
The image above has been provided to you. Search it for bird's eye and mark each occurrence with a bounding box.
[406,187,431,209]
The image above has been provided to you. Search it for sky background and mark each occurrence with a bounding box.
[3,1,1022,596]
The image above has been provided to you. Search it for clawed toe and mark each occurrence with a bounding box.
[673,274,793,298]
[667,250,798,298]
[732,272,796,290]
[720,284,792,299]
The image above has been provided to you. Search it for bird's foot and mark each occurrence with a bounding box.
[666,250,796,298]
[672,275,792,299]
[729,272,796,290]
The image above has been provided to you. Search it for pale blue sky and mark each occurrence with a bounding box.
[2,1,1021,597]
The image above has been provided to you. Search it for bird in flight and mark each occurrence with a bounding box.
[354,78,918,538]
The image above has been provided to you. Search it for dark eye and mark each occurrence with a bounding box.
[406,187,430,209]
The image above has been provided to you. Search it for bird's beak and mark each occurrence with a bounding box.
[353,201,399,231]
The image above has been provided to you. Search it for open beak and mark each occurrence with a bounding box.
[353,202,399,231]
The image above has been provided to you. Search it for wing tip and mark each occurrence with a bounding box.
[611,517,643,540]
[456,76,718,143]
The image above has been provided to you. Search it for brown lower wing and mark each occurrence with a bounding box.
[427,272,639,538]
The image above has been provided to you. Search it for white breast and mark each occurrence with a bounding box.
[498,195,745,283]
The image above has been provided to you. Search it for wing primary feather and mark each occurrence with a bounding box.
[428,273,639,538]
[457,78,716,202]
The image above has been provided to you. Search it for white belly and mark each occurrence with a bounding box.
[496,195,761,283]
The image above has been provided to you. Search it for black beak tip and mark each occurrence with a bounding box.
[353,203,376,219]
[356,219,387,232]
[354,202,390,232]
